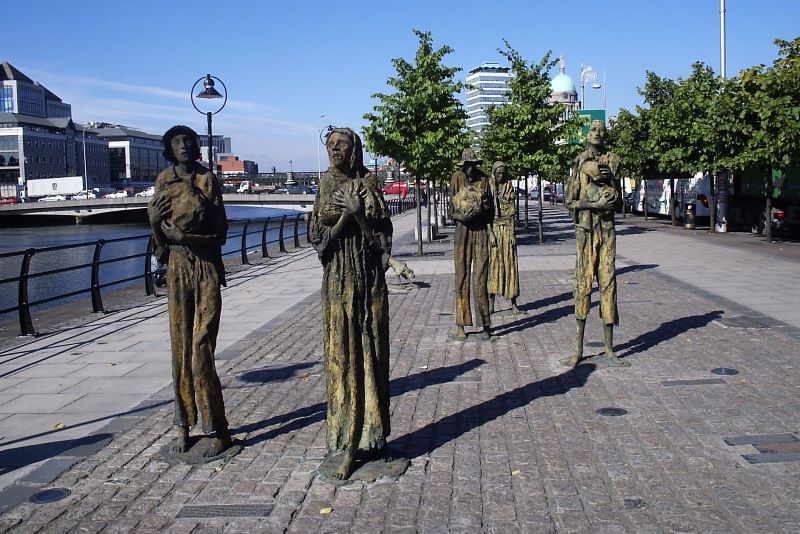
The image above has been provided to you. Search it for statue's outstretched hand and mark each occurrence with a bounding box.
[149,195,171,226]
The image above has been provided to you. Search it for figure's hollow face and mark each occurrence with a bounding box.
[588,123,607,147]
[493,166,507,180]
[327,133,354,171]
[465,162,478,178]
[171,134,195,164]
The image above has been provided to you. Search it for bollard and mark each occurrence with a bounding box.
[91,240,106,313]
[240,220,251,264]
[279,215,288,253]
[144,237,156,296]
[293,214,301,248]
[261,217,271,258]
[18,248,36,336]
[685,202,696,230]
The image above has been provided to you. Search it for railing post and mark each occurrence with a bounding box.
[144,236,156,296]
[240,220,250,265]
[17,248,36,336]
[91,240,105,313]
[293,214,301,248]
[261,217,271,258]
[306,212,312,244]
[279,215,288,253]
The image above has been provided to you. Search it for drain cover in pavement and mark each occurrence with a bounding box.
[661,378,726,387]
[596,407,627,417]
[711,367,739,376]
[30,488,71,504]
[177,504,274,518]
[717,316,770,329]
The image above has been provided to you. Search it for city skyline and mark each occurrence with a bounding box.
[5,0,798,170]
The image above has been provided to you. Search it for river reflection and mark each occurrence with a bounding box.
[0,205,306,319]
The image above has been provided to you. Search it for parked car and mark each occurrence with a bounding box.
[103,190,129,199]
[528,189,539,200]
[38,194,67,202]
[0,197,19,204]
[286,186,315,194]
[71,190,97,200]
[135,186,155,197]
[382,182,409,196]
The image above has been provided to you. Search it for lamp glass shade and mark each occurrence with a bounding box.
[196,75,223,99]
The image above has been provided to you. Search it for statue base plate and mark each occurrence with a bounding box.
[318,452,410,485]
[559,354,630,368]
[159,437,243,465]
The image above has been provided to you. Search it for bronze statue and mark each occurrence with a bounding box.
[488,161,520,315]
[450,148,493,341]
[148,125,234,458]
[310,128,394,480]
[564,120,628,367]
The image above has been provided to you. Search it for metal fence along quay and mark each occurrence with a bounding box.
[0,198,415,337]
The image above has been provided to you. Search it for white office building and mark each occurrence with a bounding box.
[466,62,512,135]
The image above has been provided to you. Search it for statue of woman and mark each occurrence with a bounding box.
[148,125,232,457]
[309,127,393,480]
[488,161,520,315]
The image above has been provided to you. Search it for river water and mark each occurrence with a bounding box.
[0,205,307,319]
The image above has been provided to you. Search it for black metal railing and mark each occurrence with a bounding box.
[1,200,416,337]
[0,213,309,336]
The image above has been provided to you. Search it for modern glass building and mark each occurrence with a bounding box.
[466,62,512,135]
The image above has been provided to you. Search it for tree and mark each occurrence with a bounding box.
[478,42,581,242]
[716,37,800,241]
[479,42,579,177]
[364,30,470,254]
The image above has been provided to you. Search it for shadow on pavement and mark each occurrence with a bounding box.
[618,310,724,359]
[615,226,658,236]
[390,364,597,459]
[233,358,487,447]
[493,304,573,337]
[617,264,659,275]
[236,362,319,384]
[0,433,112,477]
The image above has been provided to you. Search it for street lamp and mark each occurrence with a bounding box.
[191,74,228,170]
[579,64,601,109]
[317,114,325,182]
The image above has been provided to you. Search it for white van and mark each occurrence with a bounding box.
[631,173,711,218]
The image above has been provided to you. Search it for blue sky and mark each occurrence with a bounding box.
[5,1,797,171]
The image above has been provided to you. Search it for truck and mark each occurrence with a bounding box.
[25,176,85,199]
[630,173,711,219]
[237,180,271,194]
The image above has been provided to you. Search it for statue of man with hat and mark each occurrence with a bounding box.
[449,147,493,340]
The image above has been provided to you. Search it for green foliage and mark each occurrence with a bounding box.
[363,30,470,185]
[612,36,800,181]
[478,41,581,180]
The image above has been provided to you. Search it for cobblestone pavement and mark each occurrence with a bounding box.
[2,207,800,532]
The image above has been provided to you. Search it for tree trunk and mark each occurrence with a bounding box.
[708,172,716,233]
[524,174,529,230]
[432,182,439,238]
[538,177,544,245]
[416,176,423,256]
[765,183,773,243]
[669,177,676,226]
[621,178,626,218]
[426,180,433,242]
[644,179,649,221]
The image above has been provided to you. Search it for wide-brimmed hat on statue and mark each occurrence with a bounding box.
[459,147,482,166]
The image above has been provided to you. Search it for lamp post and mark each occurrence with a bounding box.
[81,127,88,192]
[191,74,228,171]
[579,64,601,109]
[317,114,325,182]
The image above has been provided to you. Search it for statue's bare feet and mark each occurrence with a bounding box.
[171,427,190,453]
[333,449,355,480]
[565,353,582,368]
[511,305,522,316]
[203,431,232,458]
[605,353,630,367]
[450,327,467,341]
[477,327,491,341]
